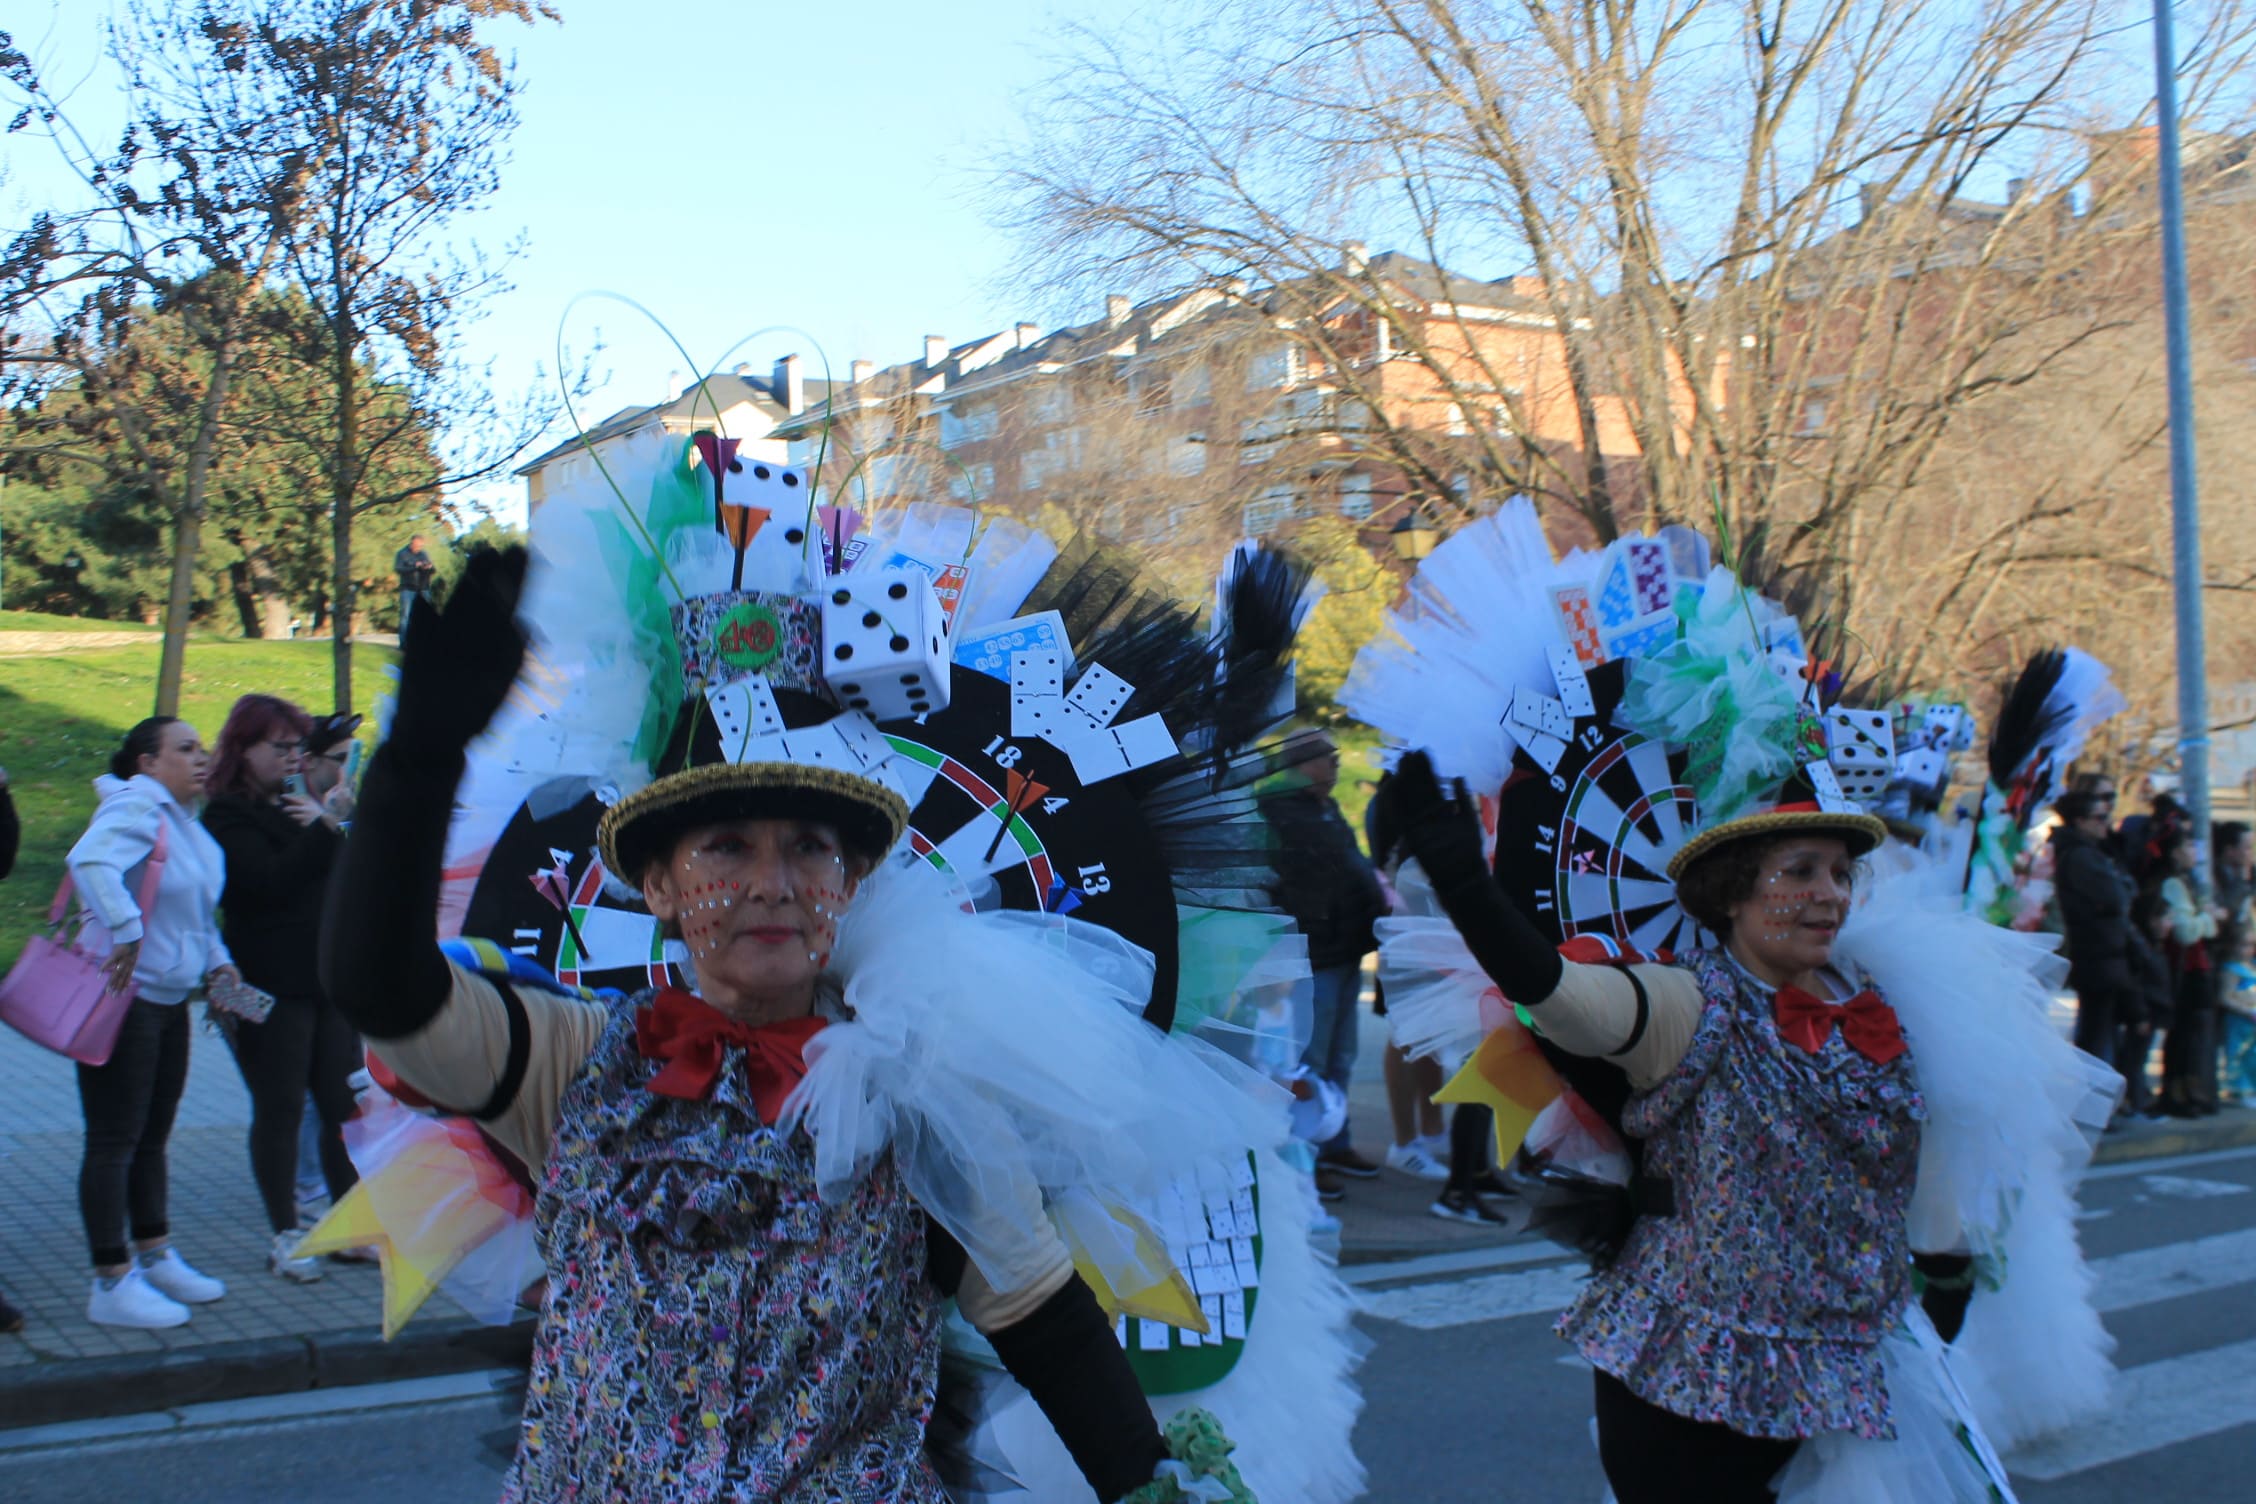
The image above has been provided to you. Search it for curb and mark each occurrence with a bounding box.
[0,1315,533,1434]
[2088,1108,2256,1165]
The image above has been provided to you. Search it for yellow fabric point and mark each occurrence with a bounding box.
[1052,1194,1209,1334]
[1435,1020,1564,1167]
[296,1106,536,1340]
[294,1186,434,1340]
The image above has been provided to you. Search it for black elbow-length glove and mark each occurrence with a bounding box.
[981,1272,1171,1501]
[1389,750,1565,1003]
[321,546,529,1040]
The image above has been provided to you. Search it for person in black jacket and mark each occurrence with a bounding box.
[2122,887,2177,1116]
[2052,790,2137,1095]
[0,764,18,882]
[201,695,360,1283]
[1260,730,1390,1181]
[0,768,20,1331]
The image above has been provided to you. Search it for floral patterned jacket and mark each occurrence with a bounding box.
[1555,949,1926,1442]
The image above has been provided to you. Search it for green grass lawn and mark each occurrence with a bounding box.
[0,619,397,962]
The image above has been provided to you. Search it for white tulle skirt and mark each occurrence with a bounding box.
[1774,1310,2018,1504]
[939,1148,1368,1504]
[1835,847,2119,1451]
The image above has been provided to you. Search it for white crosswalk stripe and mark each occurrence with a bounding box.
[2005,1338,2256,1481]
[1354,1216,2256,1483]
[2090,1226,2256,1312]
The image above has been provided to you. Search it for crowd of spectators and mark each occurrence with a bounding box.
[2052,779,2252,1121]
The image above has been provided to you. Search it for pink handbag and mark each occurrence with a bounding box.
[0,824,168,1066]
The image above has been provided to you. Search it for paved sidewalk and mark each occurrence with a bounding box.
[0,1014,424,1369]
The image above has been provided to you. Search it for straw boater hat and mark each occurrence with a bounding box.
[1663,764,1886,882]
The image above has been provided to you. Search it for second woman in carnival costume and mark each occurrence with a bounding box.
[314,421,1361,1501]
[1345,503,2122,1503]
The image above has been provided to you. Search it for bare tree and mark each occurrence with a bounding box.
[1000,0,2256,593]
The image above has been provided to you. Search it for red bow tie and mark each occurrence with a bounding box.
[633,989,827,1120]
[1773,986,1907,1064]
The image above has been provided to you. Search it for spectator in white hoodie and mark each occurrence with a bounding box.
[65,716,240,1330]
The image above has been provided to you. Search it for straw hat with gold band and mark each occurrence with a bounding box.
[1665,769,1889,883]
[596,682,912,883]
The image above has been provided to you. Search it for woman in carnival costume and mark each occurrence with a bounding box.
[1346,503,2118,1503]
[314,413,1362,1500]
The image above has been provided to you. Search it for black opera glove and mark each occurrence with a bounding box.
[1391,750,1565,1004]
[1913,1250,1977,1344]
[386,544,530,763]
[1390,749,1489,893]
[318,547,526,1039]
[983,1275,1171,1503]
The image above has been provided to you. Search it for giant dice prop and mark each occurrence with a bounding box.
[819,567,952,719]
[1824,707,1896,803]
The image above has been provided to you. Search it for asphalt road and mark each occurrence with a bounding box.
[6,1144,2254,1504]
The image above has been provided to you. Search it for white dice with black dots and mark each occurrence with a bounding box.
[817,566,953,720]
[719,459,823,593]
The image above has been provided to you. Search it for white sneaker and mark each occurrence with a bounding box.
[138,1248,226,1304]
[1385,1141,1450,1181]
[87,1267,191,1329]
[270,1231,325,1284]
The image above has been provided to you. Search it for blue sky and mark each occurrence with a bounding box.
[4,0,1142,519]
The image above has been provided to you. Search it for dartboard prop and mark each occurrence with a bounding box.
[460,789,671,997]
[1493,660,1707,956]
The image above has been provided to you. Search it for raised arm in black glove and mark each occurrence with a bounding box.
[320,546,529,1040]
[1389,749,1565,1004]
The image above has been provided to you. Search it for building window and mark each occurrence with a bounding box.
[1029,386,1072,427]
[1170,435,1207,477]
[1243,485,1300,535]
[947,463,996,500]
[1132,369,1172,415]
[939,404,1000,448]
[1339,472,1375,520]
[1246,345,1299,390]
[1177,363,1211,406]
[1796,397,1828,435]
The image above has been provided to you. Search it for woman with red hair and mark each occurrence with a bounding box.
[202,694,361,1283]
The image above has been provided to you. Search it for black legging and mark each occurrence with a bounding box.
[1593,1368,1801,1504]
[78,998,190,1268]
[226,996,360,1233]
[1447,1102,1492,1193]
[2161,967,2218,1110]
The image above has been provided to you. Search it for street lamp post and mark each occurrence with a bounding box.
[1389,505,1440,563]
[2154,0,2212,884]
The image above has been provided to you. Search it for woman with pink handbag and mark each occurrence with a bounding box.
[64,718,241,1330]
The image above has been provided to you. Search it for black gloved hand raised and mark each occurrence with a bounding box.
[387,545,530,763]
[1390,748,1565,1005]
[1392,750,1489,892]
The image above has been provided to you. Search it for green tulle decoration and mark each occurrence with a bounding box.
[1618,573,1806,826]
[1172,908,1299,1039]
[588,437,705,766]
[1120,1406,1258,1504]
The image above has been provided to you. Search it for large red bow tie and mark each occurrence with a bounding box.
[633,989,827,1120]
[1773,986,1906,1064]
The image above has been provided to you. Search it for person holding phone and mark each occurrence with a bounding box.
[201,696,362,1283]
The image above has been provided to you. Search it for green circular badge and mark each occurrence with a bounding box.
[715,600,782,671]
